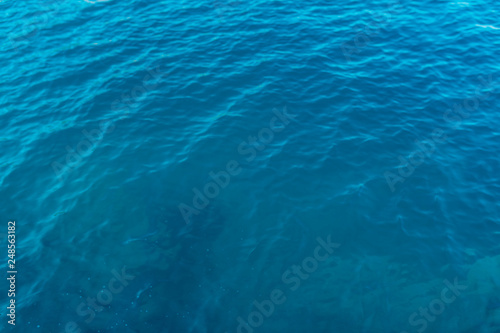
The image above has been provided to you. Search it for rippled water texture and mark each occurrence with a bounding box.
[1,0,500,332]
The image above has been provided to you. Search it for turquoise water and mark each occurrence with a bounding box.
[1,0,500,332]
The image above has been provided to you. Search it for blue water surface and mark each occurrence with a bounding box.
[1,0,500,332]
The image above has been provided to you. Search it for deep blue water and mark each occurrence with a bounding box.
[1,0,500,332]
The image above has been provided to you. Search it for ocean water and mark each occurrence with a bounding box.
[1,0,500,332]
